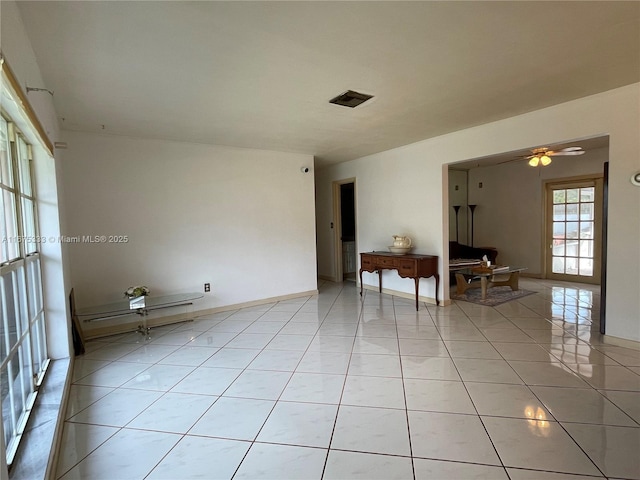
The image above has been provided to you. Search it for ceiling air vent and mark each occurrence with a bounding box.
[329,90,373,108]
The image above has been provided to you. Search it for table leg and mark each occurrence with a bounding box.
[488,271,521,291]
[508,270,520,291]
[414,278,420,311]
[136,309,151,341]
[359,269,364,296]
[378,270,382,293]
[455,273,469,295]
[434,274,440,306]
[481,277,488,300]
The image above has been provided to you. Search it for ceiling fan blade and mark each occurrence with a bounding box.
[551,150,585,156]
[558,146,583,152]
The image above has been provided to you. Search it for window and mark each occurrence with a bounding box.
[0,113,48,467]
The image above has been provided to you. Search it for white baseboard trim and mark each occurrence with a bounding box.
[318,274,337,282]
[192,289,319,318]
[521,272,544,279]
[82,289,319,340]
[601,334,640,351]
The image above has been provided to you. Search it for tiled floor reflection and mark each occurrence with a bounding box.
[56,278,640,479]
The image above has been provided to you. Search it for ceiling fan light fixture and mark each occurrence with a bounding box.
[540,155,552,166]
[528,156,540,167]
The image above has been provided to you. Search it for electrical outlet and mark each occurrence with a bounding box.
[204,283,210,293]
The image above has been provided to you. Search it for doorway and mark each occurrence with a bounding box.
[333,179,357,282]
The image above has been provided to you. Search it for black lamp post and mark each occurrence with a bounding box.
[468,204,477,247]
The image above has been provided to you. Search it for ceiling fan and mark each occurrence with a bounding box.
[525,146,585,167]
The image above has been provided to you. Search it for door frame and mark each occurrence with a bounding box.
[542,174,604,284]
[599,162,609,333]
[332,178,357,283]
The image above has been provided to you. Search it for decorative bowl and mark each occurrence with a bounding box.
[388,246,411,254]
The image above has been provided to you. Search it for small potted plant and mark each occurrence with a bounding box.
[124,285,150,298]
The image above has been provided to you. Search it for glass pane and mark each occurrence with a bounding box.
[2,188,20,262]
[0,117,13,188]
[566,222,579,239]
[21,198,36,254]
[17,138,32,197]
[566,203,578,219]
[580,240,594,258]
[553,222,565,239]
[1,365,12,447]
[552,239,565,256]
[580,203,594,221]
[1,271,19,357]
[17,342,33,414]
[566,188,580,203]
[553,190,566,204]
[580,221,593,239]
[9,357,23,436]
[553,205,565,221]
[565,257,579,275]
[580,187,594,202]
[565,239,579,257]
[579,258,594,276]
[552,257,565,274]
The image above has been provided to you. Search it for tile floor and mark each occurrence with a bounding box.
[56,279,640,479]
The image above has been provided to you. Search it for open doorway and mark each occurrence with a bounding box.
[333,178,357,282]
[445,136,609,330]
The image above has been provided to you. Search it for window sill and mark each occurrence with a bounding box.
[9,358,71,480]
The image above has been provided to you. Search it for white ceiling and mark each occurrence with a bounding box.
[15,1,640,168]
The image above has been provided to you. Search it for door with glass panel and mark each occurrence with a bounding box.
[545,178,602,284]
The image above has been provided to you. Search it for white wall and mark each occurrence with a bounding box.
[61,131,317,333]
[317,84,640,343]
[467,146,608,273]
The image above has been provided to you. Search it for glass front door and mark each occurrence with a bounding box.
[546,178,602,284]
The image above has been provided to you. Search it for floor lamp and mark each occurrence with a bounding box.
[468,204,477,247]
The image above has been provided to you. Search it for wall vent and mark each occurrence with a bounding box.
[329,90,373,108]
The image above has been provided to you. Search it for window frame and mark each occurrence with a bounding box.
[0,111,48,468]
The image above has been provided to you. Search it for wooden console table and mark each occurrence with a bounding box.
[359,252,439,310]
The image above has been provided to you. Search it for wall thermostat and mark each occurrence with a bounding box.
[631,172,640,187]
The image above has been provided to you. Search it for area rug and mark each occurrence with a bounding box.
[452,286,536,306]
